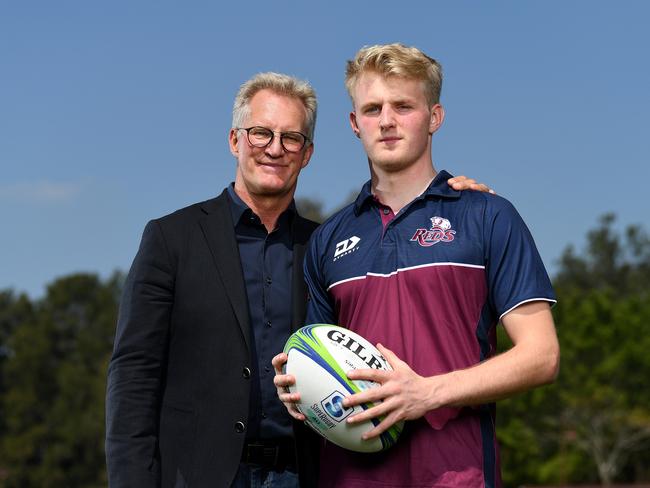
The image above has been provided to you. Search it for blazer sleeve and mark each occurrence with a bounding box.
[105,220,175,488]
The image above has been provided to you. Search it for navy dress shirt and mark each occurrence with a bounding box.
[227,185,294,440]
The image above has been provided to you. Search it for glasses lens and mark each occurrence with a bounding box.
[281,132,306,152]
[247,127,273,147]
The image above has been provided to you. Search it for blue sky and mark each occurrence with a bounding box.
[2,1,649,298]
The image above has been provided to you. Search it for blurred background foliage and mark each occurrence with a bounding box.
[498,213,650,487]
[1,207,649,487]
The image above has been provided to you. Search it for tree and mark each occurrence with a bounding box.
[0,272,122,487]
[498,214,650,486]
[296,191,358,224]
[296,196,327,223]
[554,213,650,296]
[0,290,36,484]
[551,288,650,485]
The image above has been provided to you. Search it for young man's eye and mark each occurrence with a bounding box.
[364,106,380,115]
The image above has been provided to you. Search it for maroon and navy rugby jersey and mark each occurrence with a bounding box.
[303,170,556,488]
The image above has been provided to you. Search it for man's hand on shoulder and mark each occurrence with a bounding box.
[447,175,495,194]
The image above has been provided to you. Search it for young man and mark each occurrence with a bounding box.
[274,44,560,488]
[106,70,488,488]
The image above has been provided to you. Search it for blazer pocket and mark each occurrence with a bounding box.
[159,401,198,486]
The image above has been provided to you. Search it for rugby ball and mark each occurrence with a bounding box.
[283,324,404,452]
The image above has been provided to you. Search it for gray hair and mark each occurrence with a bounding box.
[232,72,317,140]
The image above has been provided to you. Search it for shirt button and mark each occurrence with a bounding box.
[383,208,390,215]
[261,412,267,419]
[242,367,251,379]
[235,421,246,433]
[266,320,272,328]
[264,366,271,373]
[266,277,272,285]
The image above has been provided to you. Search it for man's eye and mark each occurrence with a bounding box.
[364,106,380,115]
[283,133,302,143]
[250,128,271,137]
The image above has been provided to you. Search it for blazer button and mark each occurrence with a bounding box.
[242,367,251,379]
[235,421,246,433]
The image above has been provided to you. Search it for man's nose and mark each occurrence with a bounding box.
[379,106,396,129]
[265,133,284,157]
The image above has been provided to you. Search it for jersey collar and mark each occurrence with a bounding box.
[353,169,461,216]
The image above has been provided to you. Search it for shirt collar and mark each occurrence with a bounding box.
[353,169,460,216]
[226,183,296,227]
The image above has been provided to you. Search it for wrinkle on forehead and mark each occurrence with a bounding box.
[246,89,308,133]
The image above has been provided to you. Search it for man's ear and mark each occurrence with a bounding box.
[301,143,314,168]
[429,104,445,134]
[228,128,240,157]
[350,111,361,138]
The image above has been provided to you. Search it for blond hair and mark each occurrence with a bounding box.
[345,43,443,107]
[232,72,317,140]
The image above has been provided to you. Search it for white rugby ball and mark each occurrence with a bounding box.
[283,324,404,453]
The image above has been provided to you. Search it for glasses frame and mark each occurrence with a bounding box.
[236,126,311,153]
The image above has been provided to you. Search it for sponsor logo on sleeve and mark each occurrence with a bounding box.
[410,216,456,247]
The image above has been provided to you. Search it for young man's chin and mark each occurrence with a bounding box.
[371,156,416,173]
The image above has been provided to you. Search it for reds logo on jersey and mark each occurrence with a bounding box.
[410,216,456,247]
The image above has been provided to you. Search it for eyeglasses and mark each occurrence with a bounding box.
[236,126,310,153]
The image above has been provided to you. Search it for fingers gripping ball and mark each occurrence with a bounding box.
[283,324,404,452]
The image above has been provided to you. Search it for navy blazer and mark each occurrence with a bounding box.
[106,189,320,487]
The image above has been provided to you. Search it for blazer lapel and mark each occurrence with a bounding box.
[199,190,251,349]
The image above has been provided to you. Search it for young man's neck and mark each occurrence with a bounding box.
[233,183,293,233]
[370,161,437,214]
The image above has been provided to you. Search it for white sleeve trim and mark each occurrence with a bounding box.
[499,298,557,321]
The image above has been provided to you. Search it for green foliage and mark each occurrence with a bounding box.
[554,213,650,296]
[296,190,358,224]
[0,291,35,446]
[296,196,327,223]
[498,214,650,486]
[0,272,122,487]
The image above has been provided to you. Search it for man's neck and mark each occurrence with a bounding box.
[370,162,437,214]
[233,184,293,233]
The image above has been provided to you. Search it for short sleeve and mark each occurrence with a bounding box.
[484,197,556,319]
